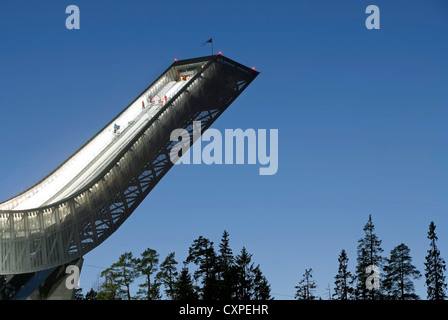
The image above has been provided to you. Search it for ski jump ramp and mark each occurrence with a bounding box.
[0,55,259,275]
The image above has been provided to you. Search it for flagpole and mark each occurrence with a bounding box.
[204,38,213,55]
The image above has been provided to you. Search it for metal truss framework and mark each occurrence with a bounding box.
[0,55,259,274]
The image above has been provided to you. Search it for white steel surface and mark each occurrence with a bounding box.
[0,79,190,211]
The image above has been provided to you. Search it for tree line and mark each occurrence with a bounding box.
[294,215,447,300]
[75,230,272,300]
[54,215,448,301]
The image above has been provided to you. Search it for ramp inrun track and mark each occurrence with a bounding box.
[0,55,259,274]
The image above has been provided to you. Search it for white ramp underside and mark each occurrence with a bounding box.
[0,79,190,211]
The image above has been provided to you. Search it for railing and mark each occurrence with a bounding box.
[0,55,259,274]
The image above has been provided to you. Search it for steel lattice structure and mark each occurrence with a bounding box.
[0,55,259,274]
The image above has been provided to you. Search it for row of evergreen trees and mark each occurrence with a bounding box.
[76,230,272,300]
[294,215,447,300]
[75,215,447,300]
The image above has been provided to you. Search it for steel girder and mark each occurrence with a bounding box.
[0,55,259,274]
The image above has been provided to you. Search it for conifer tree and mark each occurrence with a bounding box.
[84,288,98,300]
[219,230,234,267]
[354,215,384,300]
[110,252,138,300]
[295,268,317,300]
[73,288,84,300]
[174,267,199,300]
[135,248,160,300]
[149,279,163,300]
[98,266,126,300]
[383,243,421,300]
[217,230,237,300]
[185,236,218,299]
[326,284,333,300]
[235,247,254,300]
[333,249,353,300]
[158,252,179,300]
[252,264,272,300]
[424,221,447,300]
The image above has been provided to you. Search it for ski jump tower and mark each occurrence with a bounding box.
[0,55,259,299]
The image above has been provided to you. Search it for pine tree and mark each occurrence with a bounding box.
[326,284,333,300]
[149,279,163,300]
[333,249,354,300]
[185,236,218,300]
[219,231,234,266]
[174,267,199,300]
[98,266,126,300]
[252,264,272,300]
[73,288,84,300]
[354,215,384,300]
[235,247,254,300]
[158,252,179,300]
[424,221,447,300]
[217,230,236,300]
[135,248,160,300]
[383,243,421,300]
[295,268,317,300]
[84,288,98,300]
[110,252,139,300]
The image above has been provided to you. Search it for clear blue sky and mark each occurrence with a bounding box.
[0,0,447,299]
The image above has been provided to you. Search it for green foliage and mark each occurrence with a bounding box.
[84,288,98,300]
[112,252,139,300]
[157,252,178,300]
[98,266,126,300]
[135,248,160,300]
[73,288,84,300]
[73,288,98,300]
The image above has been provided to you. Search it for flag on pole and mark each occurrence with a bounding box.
[203,38,213,55]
